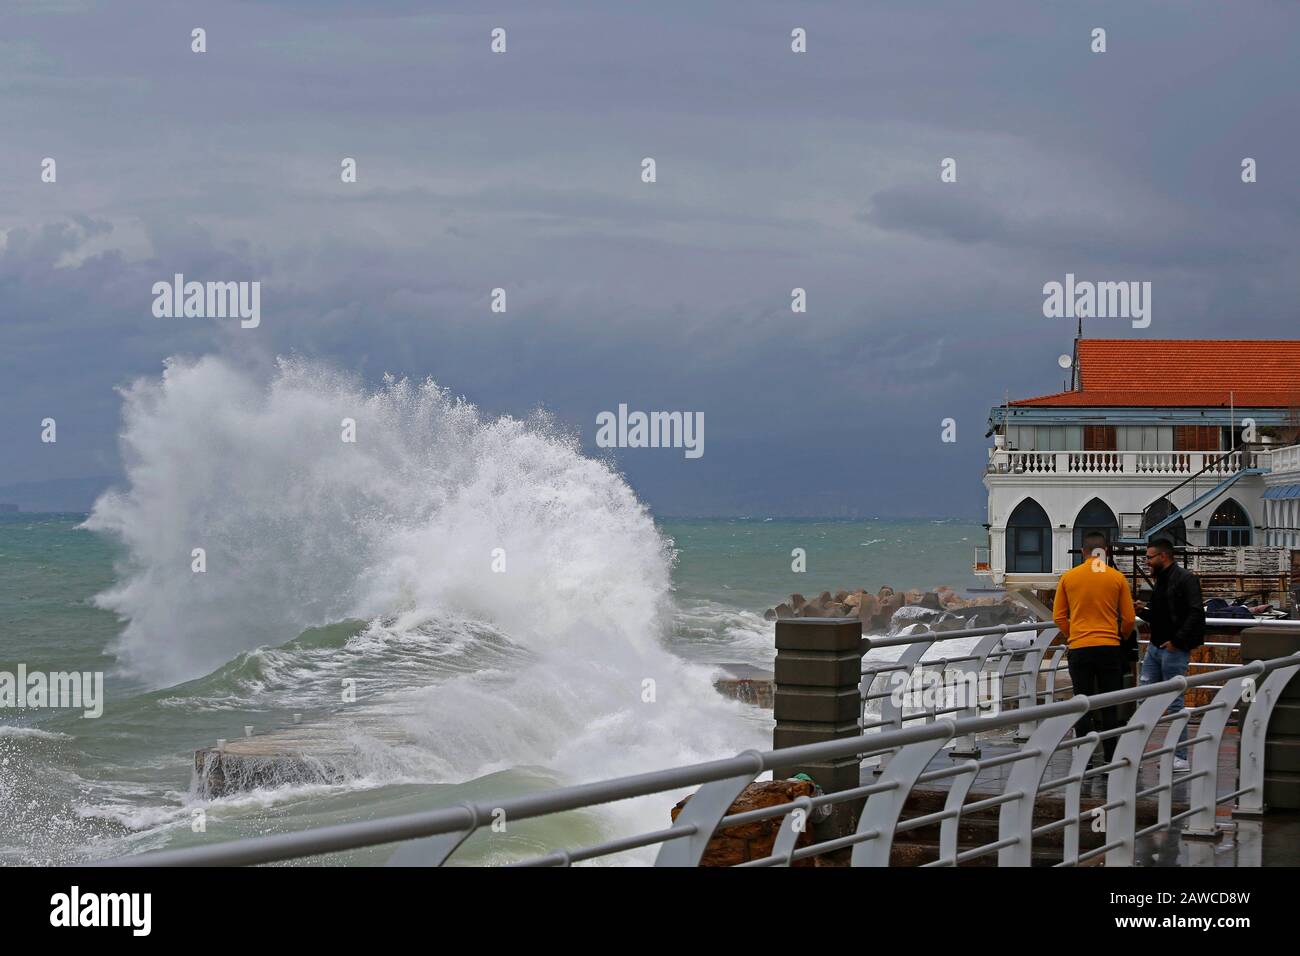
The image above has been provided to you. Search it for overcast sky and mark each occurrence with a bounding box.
[3,0,1298,516]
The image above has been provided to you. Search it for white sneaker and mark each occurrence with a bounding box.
[1172,757,1190,773]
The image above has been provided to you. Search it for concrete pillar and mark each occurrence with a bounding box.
[772,618,867,837]
[990,528,1007,582]
[1053,527,1071,573]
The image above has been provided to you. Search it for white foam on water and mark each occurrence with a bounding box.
[670,599,773,666]
[83,356,767,854]
[0,725,70,740]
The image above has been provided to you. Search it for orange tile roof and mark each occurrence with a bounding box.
[1011,340,1300,408]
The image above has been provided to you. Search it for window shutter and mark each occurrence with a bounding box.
[1084,425,1116,451]
[1175,425,1219,451]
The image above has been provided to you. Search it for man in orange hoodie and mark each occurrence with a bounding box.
[1052,530,1136,763]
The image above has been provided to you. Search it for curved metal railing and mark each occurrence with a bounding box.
[859,616,1298,764]
[98,637,1300,868]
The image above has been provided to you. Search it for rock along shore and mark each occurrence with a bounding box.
[764,585,1028,633]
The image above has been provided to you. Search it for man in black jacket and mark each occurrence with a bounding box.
[1135,538,1205,771]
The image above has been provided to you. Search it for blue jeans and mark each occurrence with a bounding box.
[1140,644,1191,760]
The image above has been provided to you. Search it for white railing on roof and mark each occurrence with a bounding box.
[1269,444,1300,476]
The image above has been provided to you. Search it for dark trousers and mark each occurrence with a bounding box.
[1067,645,1124,763]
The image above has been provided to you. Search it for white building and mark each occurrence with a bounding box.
[1263,442,1300,550]
[978,338,1300,596]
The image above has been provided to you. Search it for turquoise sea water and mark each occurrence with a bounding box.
[664,517,985,664]
[0,512,984,865]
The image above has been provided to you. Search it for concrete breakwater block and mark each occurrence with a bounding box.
[764,586,1027,634]
[195,745,344,799]
[193,722,406,798]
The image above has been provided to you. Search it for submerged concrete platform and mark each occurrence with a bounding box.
[195,732,346,798]
[193,719,408,798]
[196,664,779,798]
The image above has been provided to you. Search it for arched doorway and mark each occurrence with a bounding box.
[1006,498,1051,573]
[1141,497,1187,546]
[1073,497,1118,566]
[1207,498,1252,546]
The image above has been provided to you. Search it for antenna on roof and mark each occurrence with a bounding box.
[1071,317,1083,391]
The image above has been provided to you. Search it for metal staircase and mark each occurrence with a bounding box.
[1116,447,1266,545]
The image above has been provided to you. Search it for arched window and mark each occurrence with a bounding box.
[1207,498,1252,547]
[1141,497,1187,546]
[1072,498,1118,566]
[1006,498,1051,573]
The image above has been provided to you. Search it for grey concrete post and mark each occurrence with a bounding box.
[772,618,868,837]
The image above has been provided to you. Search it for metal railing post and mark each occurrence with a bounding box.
[937,760,982,865]
[1104,684,1183,867]
[768,795,815,867]
[1062,732,1101,865]
[1182,668,1259,838]
[655,752,764,866]
[949,632,1006,758]
[996,707,1083,865]
[1014,627,1060,741]
[989,629,1030,734]
[871,629,936,773]
[1236,659,1300,816]
[1155,712,1190,831]
[1237,629,1300,815]
[852,720,957,866]
[1042,645,1067,705]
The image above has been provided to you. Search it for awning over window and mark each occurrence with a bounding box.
[1263,483,1300,500]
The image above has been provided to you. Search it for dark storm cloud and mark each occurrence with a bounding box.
[861,182,1289,269]
[2,0,1299,515]
[863,185,1011,246]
